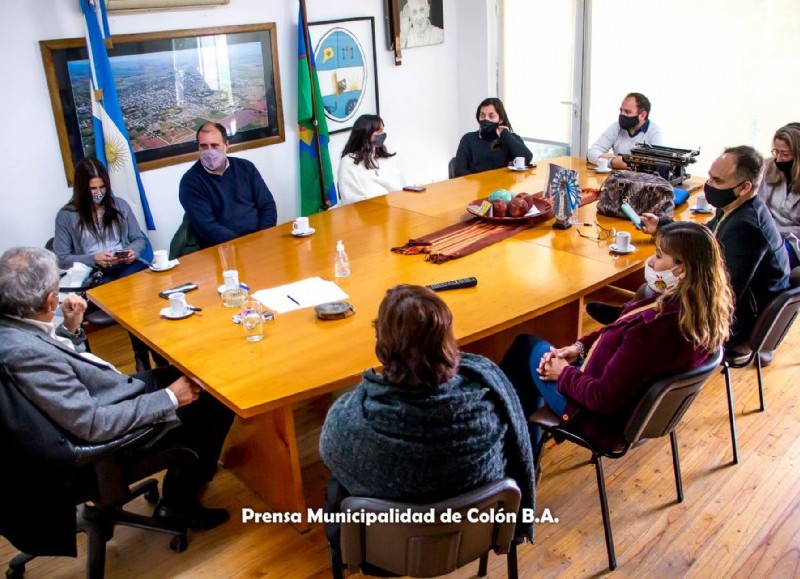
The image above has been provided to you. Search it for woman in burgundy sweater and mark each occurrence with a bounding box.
[501,222,733,458]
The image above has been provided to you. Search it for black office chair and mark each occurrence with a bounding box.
[722,279,800,412]
[447,157,457,179]
[334,478,521,579]
[529,349,723,571]
[0,362,193,579]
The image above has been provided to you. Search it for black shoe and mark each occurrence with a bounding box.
[154,501,230,531]
[586,302,622,325]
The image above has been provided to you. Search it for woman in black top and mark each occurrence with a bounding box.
[453,97,533,177]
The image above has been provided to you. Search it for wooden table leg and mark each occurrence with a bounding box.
[222,405,309,532]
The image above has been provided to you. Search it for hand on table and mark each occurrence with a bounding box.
[610,155,628,170]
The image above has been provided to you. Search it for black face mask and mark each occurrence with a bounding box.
[479,120,498,139]
[776,159,794,177]
[373,133,387,148]
[704,180,745,208]
[618,114,640,131]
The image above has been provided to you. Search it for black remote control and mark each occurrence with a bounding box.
[159,282,199,299]
[426,277,478,292]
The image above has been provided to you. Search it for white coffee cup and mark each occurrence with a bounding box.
[696,194,710,210]
[152,249,169,269]
[513,156,526,169]
[615,231,632,251]
[223,269,240,291]
[292,217,310,234]
[169,292,188,316]
[597,158,611,171]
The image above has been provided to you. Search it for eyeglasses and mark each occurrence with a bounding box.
[576,222,616,243]
[771,149,793,161]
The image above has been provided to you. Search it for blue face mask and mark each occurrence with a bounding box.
[91,192,105,205]
[373,133,387,148]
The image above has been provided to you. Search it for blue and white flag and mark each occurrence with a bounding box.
[80,0,155,230]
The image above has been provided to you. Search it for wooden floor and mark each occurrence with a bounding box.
[3,300,800,578]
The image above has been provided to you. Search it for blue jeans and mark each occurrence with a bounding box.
[500,335,579,452]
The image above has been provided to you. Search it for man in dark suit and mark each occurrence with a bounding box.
[0,247,234,530]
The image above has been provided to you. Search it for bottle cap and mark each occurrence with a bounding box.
[336,240,344,251]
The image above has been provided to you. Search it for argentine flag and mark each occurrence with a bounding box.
[81,0,155,230]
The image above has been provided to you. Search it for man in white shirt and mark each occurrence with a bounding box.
[587,92,664,169]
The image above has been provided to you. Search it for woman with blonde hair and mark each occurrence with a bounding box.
[501,221,733,460]
[757,124,800,268]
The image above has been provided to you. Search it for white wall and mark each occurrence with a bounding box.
[588,0,800,178]
[0,0,486,253]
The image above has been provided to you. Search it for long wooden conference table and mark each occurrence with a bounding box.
[88,157,704,525]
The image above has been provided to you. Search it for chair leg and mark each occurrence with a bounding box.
[722,364,740,465]
[478,552,488,577]
[7,552,36,578]
[593,455,617,570]
[507,540,518,579]
[329,544,345,579]
[754,353,766,412]
[669,431,684,503]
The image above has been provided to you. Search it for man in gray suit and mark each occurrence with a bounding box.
[0,247,234,530]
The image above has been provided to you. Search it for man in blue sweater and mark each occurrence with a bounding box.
[179,122,277,248]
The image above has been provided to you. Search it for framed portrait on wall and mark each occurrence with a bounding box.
[308,17,379,134]
[40,23,284,183]
[398,0,444,49]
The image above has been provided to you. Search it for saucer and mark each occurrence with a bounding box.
[690,207,714,214]
[292,227,315,238]
[609,243,635,254]
[217,282,250,294]
[507,164,535,172]
[149,261,177,272]
[160,307,194,320]
[594,168,612,174]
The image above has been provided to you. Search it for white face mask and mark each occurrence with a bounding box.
[644,264,681,293]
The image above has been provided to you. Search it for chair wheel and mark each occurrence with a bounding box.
[170,534,188,552]
[144,487,160,503]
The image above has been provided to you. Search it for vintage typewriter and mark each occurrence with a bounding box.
[622,144,700,185]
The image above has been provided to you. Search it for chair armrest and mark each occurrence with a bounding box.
[72,420,182,465]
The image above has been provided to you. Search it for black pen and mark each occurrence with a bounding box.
[286,295,300,306]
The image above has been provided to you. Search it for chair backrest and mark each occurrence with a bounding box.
[340,478,520,577]
[447,157,457,179]
[748,285,800,353]
[623,348,724,443]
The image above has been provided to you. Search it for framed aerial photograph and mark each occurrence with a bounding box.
[308,17,379,134]
[40,23,284,183]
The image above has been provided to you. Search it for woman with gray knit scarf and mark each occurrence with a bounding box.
[319,284,535,573]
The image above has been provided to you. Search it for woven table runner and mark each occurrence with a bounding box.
[392,189,598,264]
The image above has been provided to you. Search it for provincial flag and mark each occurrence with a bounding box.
[298,5,337,216]
[80,0,155,230]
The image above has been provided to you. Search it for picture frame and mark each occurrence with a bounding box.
[40,23,284,184]
[384,0,444,52]
[308,17,379,134]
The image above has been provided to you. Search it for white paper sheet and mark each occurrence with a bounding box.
[250,277,349,314]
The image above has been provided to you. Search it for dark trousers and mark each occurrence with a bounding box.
[138,366,235,506]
